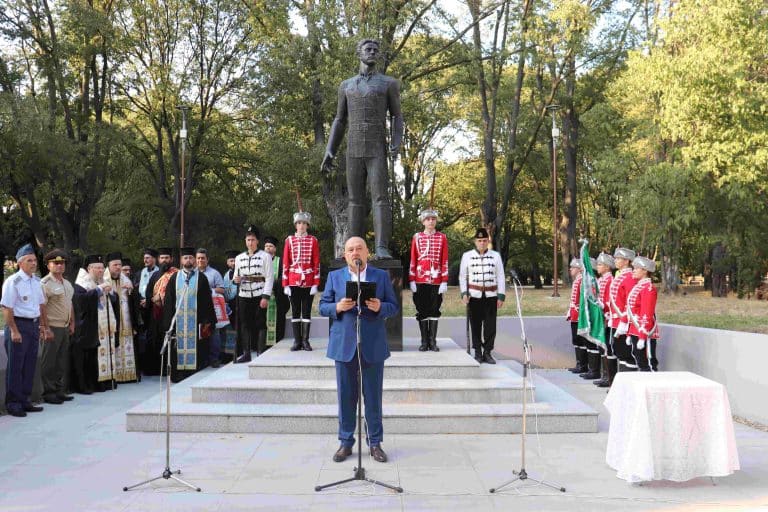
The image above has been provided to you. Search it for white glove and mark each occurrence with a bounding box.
[637,338,646,350]
[310,285,318,296]
[284,286,291,296]
[626,336,632,346]
[438,282,447,295]
[410,282,417,293]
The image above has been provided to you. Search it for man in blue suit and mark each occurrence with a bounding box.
[319,236,399,463]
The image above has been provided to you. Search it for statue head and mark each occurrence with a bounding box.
[356,39,380,66]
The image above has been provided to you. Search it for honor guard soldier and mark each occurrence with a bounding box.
[459,228,505,364]
[2,244,48,417]
[579,256,602,380]
[233,225,274,362]
[408,207,448,352]
[595,252,615,387]
[282,203,320,352]
[609,247,638,372]
[566,258,587,374]
[626,256,660,372]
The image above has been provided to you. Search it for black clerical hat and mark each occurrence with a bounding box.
[143,248,159,258]
[158,247,173,257]
[225,250,239,259]
[106,252,122,263]
[84,254,103,267]
[121,258,132,268]
[179,247,196,257]
[263,235,278,246]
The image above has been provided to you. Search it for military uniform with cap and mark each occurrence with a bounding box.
[458,228,506,364]
[594,252,615,387]
[2,244,47,417]
[282,211,320,351]
[576,256,603,381]
[40,249,75,403]
[408,208,449,352]
[608,247,638,371]
[626,256,660,372]
[234,226,274,362]
[566,258,588,373]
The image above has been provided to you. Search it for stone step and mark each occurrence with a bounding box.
[126,400,597,434]
[247,337,481,380]
[190,377,534,404]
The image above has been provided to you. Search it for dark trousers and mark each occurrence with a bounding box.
[4,319,39,411]
[289,287,314,320]
[570,321,586,348]
[629,336,658,371]
[40,326,70,398]
[613,332,634,369]
[237,296,265,355]
[605,327,616,358]
[71,344,98,392]
[468,296,497,352]
[413,284,443,321]
[335,350,384,448]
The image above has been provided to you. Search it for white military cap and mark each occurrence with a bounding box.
[419,208,439,222]
[597,252,616,269]
[632,256,656,272]
[613,247,636,260]
[569,258,583,269]
[293,211,311,224]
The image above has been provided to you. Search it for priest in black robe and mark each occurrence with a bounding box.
[161,247,216,382]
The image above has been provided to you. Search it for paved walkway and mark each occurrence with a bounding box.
[1,360,766,511]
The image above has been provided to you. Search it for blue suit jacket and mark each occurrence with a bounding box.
[319,265,398,363]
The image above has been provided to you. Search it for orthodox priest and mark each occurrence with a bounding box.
[144,247,177,375]
[161,247,216,382]
[263,236,289,346]
[106,252,139,382]
[73,254,119,392]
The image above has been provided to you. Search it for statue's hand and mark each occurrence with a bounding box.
[321,153,334,174]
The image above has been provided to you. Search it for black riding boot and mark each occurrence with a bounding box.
[290,321,302,351]
[302,322,312,351]
[428,319,440,352]
[418,320,429,352]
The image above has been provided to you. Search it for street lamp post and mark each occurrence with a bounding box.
[177,105,190,248]
[547,104,561,297]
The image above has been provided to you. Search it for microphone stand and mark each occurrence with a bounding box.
[315,260,403,493]
[124,274,201,492]
[490,271,566,494]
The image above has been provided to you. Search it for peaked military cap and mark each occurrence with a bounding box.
[613,247,636,260]
[632,256,656,272]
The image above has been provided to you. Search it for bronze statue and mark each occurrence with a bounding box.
[321,39,404,259]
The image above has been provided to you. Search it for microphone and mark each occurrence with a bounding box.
[354,258,363,268]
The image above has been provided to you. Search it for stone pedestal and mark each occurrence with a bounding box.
[328,258,403,352]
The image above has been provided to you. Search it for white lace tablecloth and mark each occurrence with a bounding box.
[604,372,740,483]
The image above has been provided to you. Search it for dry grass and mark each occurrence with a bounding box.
[400,285,768,335]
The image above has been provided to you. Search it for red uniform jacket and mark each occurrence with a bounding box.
[609,268,637,331]
[598,272,613,323]
[627,278,660,340]
[409,231,448,285]
[567,273,582,322]
[282,234,320,288]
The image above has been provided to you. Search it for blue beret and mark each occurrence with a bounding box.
[16,243,35,261]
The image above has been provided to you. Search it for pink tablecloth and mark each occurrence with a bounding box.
[604,372,740,483]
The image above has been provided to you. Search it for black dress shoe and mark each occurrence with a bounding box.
[290,342,302,351]
[418,343,429,352]
[56,394,75,401]
[482,352,497,364]
[474,352,483,363]
[8,409,26,417]
[235,353,252,364]
[332,445,353,462]
[302,341,313,351]
[78,389,93,395]
[23,404,44,412]
[370,445,388,463]
[43,396,64,404]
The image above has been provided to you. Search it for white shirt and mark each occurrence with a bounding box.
[1,270,46,319]
[348,266,368,282]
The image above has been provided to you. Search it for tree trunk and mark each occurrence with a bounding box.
[711,242,728,297]
[529,209,542,289]
[559,54,578,285]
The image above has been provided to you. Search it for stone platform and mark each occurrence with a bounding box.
[126,337,598,434]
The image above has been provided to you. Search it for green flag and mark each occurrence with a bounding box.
[577,240,607,346]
